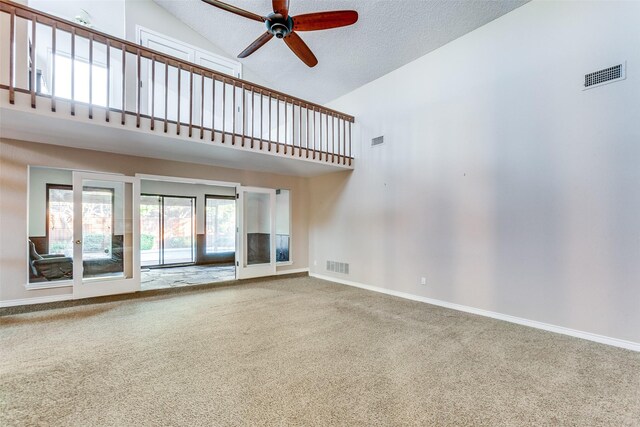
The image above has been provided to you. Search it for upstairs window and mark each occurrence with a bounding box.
[52,53,108,106]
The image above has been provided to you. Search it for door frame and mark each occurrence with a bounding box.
[236,186,276,279]
[72,172,140,299]
[136,174,240,281]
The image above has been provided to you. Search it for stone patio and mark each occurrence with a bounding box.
[141,265,236,291]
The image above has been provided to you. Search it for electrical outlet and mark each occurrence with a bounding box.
[313,260,317,266]
[420,277,427,285]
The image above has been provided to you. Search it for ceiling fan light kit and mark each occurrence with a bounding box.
[201,0,358,68]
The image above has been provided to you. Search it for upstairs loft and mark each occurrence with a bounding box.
[0,0,355,176]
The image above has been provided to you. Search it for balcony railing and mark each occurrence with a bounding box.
[0,0,354,165]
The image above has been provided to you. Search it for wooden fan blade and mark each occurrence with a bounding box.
[272,0,290,19]
[238,32,274,58]
[284,32,318,67]
[200,0,265,22]
[293,11,358,31]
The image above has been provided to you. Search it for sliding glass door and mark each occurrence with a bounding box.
[140,195,196,266]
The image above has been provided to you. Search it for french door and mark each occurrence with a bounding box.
[72,172,140,299]
[237,187,276,279]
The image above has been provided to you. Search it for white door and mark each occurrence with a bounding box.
[138,27,242,132]
[237,186,276,279]
[139,28,193,123]
[72,172,140,299]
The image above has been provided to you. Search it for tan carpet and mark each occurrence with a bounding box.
[1,276,639,426]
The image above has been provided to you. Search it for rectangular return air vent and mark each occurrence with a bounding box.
[371,136,384,147]
[583,63,625,90]
[326,260,349,275]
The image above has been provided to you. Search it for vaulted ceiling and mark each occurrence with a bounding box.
[154,0,530,104]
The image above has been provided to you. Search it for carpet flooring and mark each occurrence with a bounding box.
[1,276,639,426]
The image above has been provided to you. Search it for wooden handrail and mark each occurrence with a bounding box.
[0,0,354,121]
[0,0,354,164]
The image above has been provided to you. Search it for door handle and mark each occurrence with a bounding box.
[75,240,81,244]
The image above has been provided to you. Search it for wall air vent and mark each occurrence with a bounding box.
[371,136,384,147]
[326,260,349,275]
[583,63,626,90]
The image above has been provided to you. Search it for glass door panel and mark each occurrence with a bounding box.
[73,172,139,299]
[140,195,195,266]
[81,187,114,264]
[140,195,161,266]
[205,196,236,254]
[162,196,195,265]
[246,192,271,265]
[48,186,74,257]
[237,187,275,279]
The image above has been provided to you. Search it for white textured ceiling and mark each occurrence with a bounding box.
[154,0,530,104]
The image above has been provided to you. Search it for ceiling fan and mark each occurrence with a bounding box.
[201,0,358,67]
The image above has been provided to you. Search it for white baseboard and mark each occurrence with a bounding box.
[276,268,309,276]
[310,273,640,352]
[0,294,72,308]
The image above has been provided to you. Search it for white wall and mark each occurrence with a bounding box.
[124,0,225,57]
[312,0,640,343]
[29,0,126,38]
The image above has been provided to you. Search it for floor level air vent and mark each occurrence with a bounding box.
[371,136,384,147]
[584,63,625,90]
[326,260,349,275]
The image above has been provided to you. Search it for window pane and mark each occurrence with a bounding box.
[275,189,290,262]
[54,54,108,106]
[205,197,236,254]
[82,188,113,260]
[48,187,74,257]
[163,197,195,264]
[245,192,271,266]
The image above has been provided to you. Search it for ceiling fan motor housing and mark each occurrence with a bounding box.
[266,14,293,38]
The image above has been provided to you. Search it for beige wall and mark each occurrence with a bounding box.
[311,0,640,343]
[0,138,309,302]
